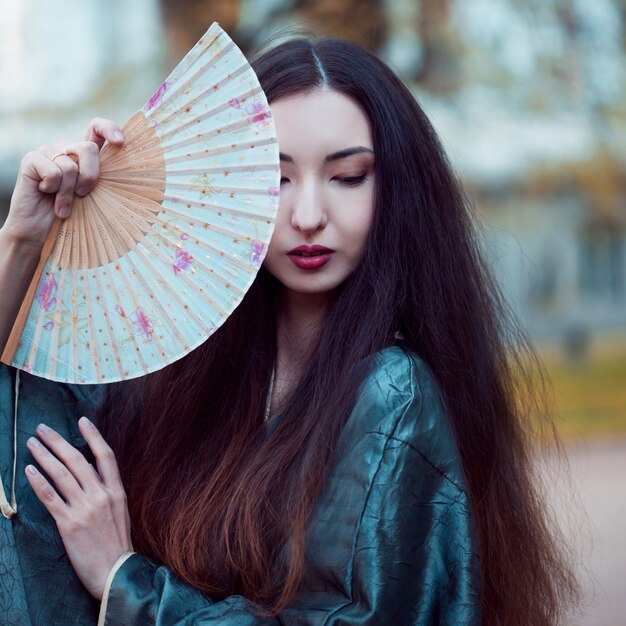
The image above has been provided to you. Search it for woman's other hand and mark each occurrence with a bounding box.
[3,118,124,250]
[24,417,133,600]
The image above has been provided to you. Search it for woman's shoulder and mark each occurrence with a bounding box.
[343,345,466,492]
[357,345,444,428]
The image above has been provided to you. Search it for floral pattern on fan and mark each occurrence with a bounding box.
[145,81,168,112]
[172,248,193,276]
[115,305,155,343]
[229,97,272,130]
[43,299,89,348]
[35,274,58,313]
[249,240,265,266]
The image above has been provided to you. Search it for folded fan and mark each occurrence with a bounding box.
[1,23,280,384]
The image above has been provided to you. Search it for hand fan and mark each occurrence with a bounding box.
[1,23,280,384]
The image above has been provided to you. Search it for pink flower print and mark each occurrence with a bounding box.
[246,102,271,129]
[129,307,153,342]
[173,248,193,275]
[36,274,58,312]
[145,81,167,112]
[180,233,190,241]
[250,240,265,266]
[228,98,241,110]
[43,321,54,331]
[268,186,279,207]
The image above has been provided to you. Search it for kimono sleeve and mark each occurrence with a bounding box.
[321,353,481,624]
[310,411,481,624]
[99,553,276,625]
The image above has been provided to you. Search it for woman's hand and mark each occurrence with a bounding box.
[3,118,125,250]
[25,417,133,601]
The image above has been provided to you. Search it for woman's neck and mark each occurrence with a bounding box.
[272,290,331,412]
[278,292,328,359]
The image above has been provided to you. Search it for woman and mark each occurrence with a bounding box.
[0,37,577,625]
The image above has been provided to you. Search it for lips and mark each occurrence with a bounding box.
[288,245,334,256]
[287,245,334,270]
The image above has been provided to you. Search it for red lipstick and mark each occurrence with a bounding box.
[287,245,334,270]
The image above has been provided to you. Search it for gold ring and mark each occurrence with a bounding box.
[50,152,67,162]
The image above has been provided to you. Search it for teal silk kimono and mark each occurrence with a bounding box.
[0,347,480,625]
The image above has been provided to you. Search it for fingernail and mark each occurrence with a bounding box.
[58,205,70,219]
[25,465,38,476]
[37,423,51,434]
[113,130,124,141]
[27,436,41,448]
[79,416,93,427]
[76,186,90,196]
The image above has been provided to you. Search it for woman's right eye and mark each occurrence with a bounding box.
[280,177,290,185]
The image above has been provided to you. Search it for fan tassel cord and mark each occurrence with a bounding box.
[0,370,21,518]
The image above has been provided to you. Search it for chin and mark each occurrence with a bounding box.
[279,276,344,298]
[289,283,339,296]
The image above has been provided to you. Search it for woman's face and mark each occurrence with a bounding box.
[263,89,375,299]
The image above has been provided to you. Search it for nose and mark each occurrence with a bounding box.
[290,180,327,233]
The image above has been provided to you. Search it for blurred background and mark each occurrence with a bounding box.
[1,1,625,623]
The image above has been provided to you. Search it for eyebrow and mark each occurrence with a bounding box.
[279,146,374,163]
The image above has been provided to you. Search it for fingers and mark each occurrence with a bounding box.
[62,141,101,197]
[25,464,67,517]
[84,117,124,149]
[23,148,85,220]
[47,140,102,212]
[27,139,104,218]
[30,423,102,493]
[78,417,124,489]
[51,117,124,211]
[20,150,77,219]
[26,434,86,502]
[46,153,79,219]
[21,150,64,195]
[14,119,122,225]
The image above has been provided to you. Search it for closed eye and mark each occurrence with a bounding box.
[335,173,368,186]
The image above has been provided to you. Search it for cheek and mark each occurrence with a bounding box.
[345,197,375,251]
[265,236,280,266]
[262,245,280,280]
[266,210,289,255]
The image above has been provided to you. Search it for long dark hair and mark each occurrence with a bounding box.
[100,37,577,624]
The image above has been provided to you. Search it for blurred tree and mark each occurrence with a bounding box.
[160,0,240,68]
[291,0,384,47]
[380,0,422,79]
[236,0,384,53]
[415,0,464,93]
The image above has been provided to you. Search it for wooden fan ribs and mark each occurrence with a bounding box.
[37,113,167,272]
